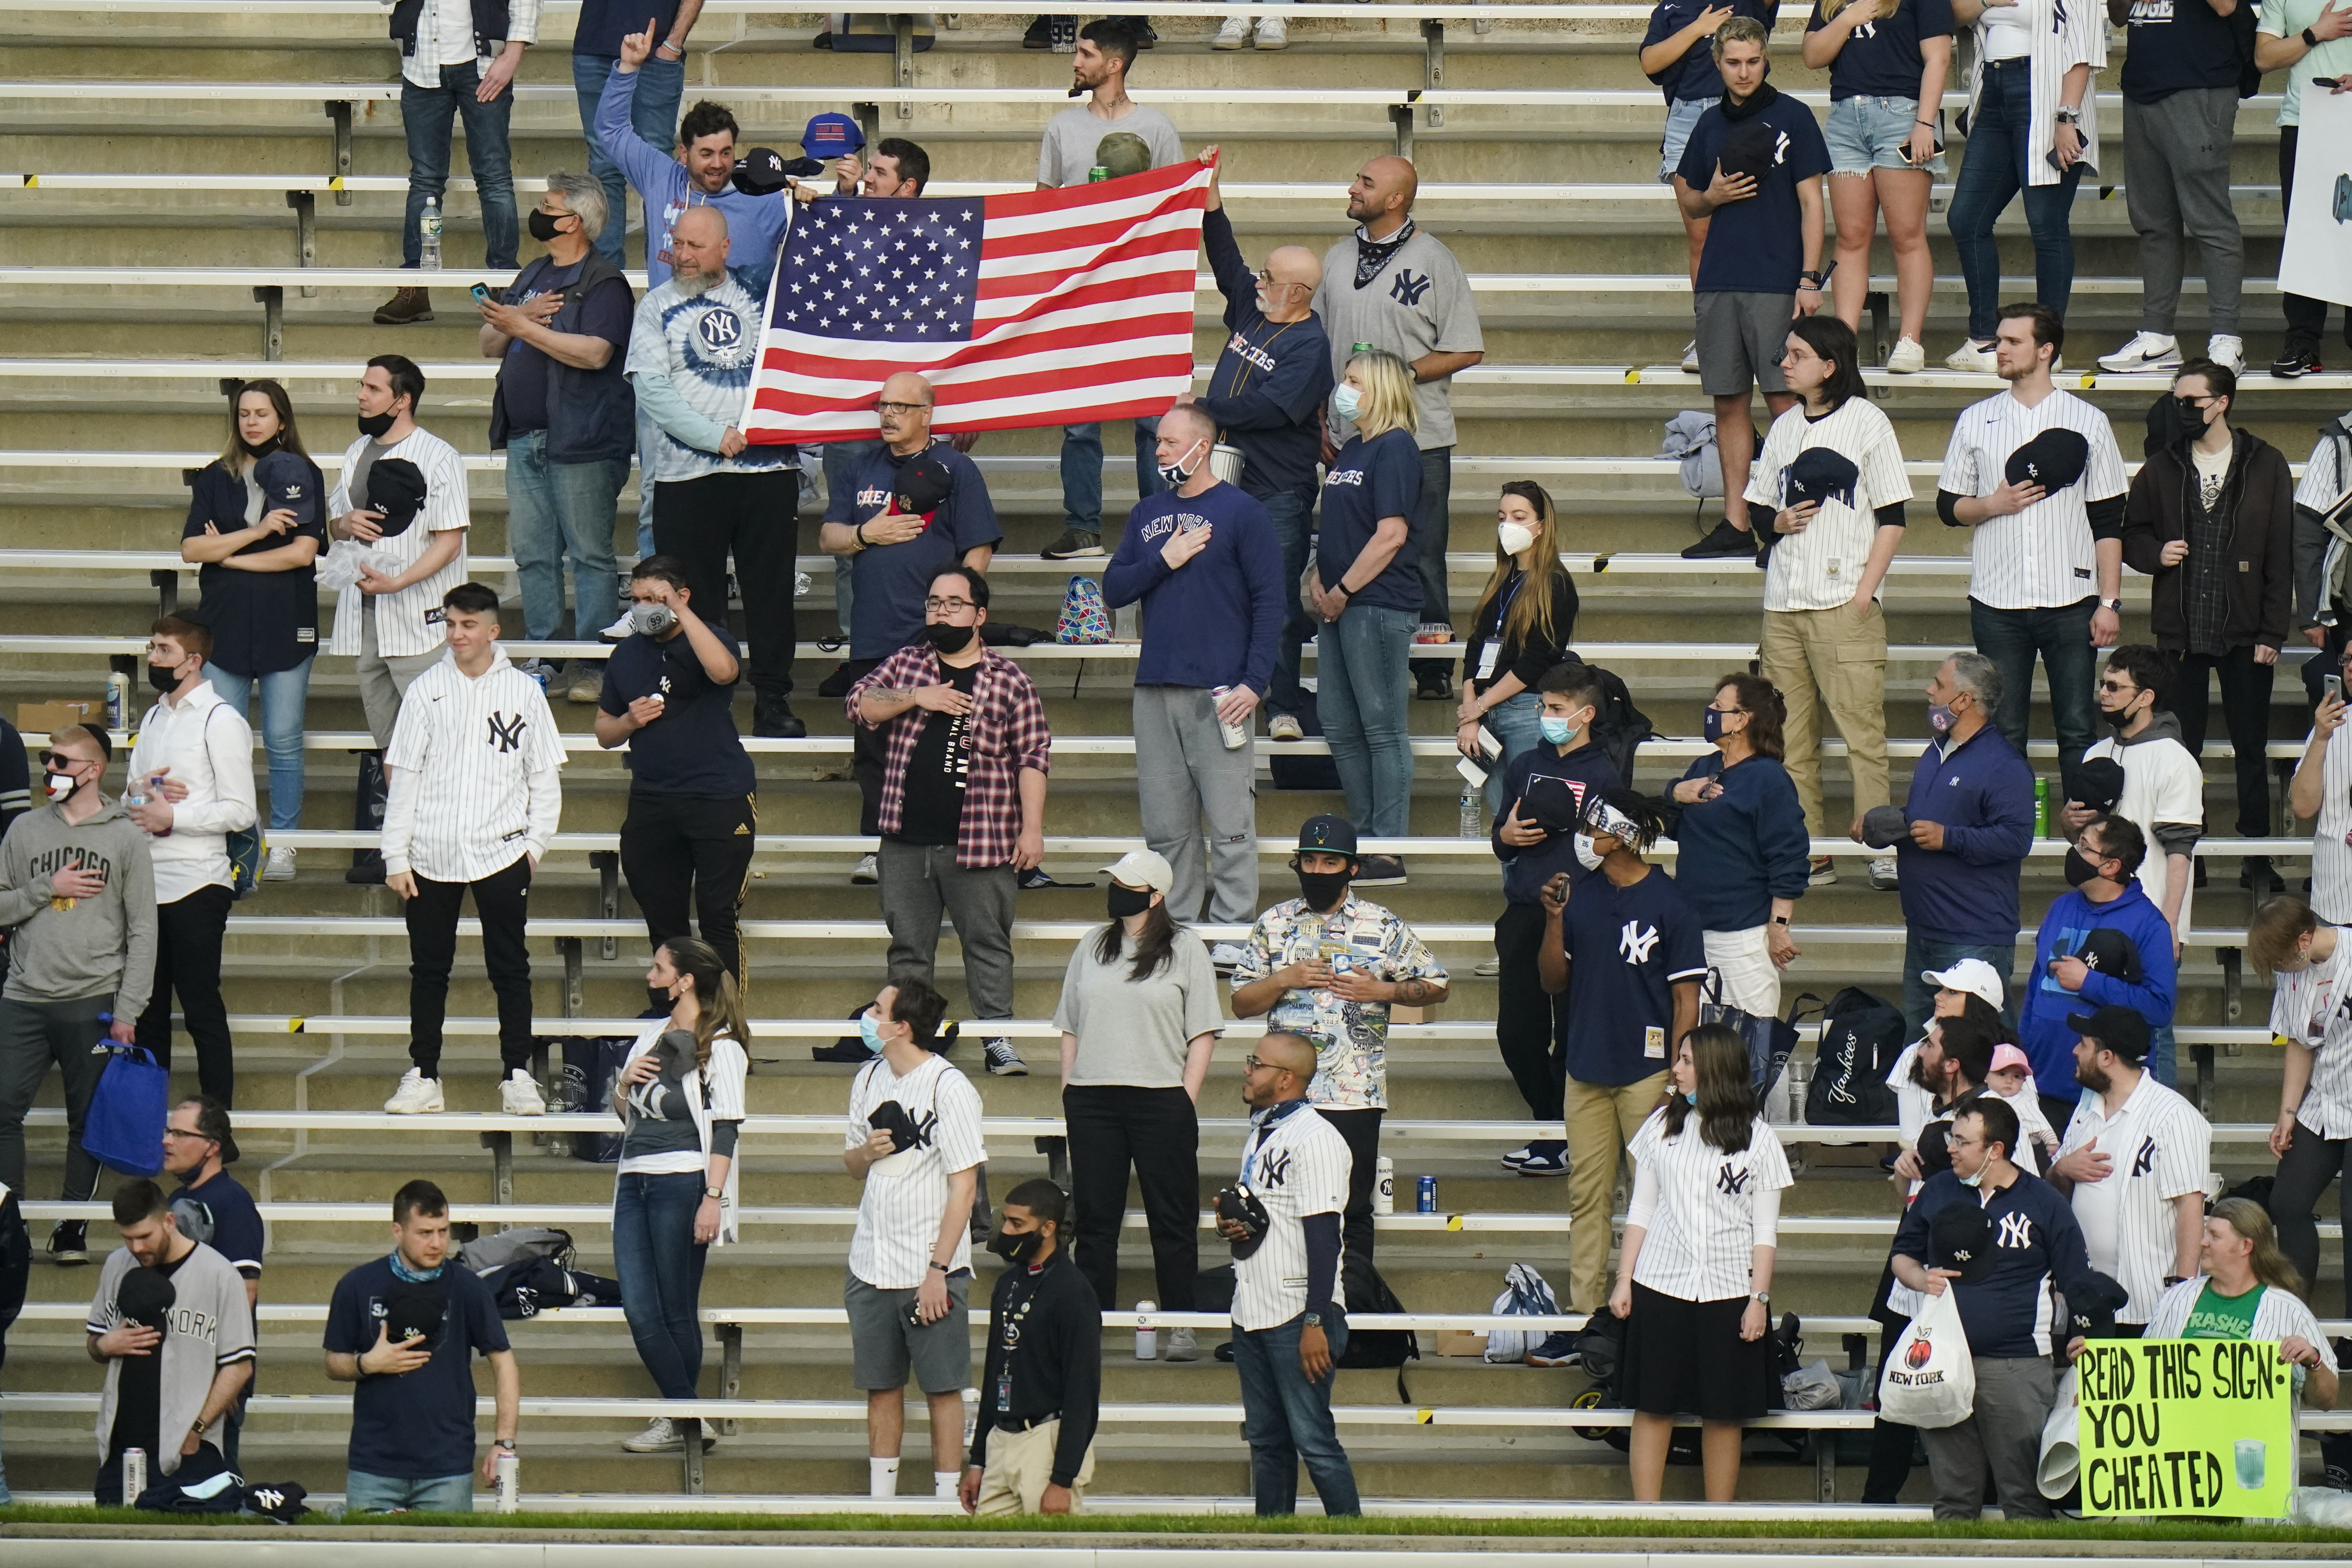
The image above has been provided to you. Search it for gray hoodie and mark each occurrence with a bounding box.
[0,795,157,1017]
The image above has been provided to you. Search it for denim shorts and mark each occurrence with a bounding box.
[1658,95,1719,184]
[1824,94,1948,176]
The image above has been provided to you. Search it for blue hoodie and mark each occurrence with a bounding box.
[1490,740,1622,906]
[1895,723,2037,946]
[596,68,792,294]
[2016,878,2179,1089]
[1667,752,1811,932]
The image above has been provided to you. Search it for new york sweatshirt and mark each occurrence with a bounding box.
[0,798,157,1016]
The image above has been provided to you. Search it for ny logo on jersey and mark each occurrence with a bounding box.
[1997,1212,2035,1249]
[487,712,528,753]
[1257,1148,1293,1188]
[2131,1136,2156,1177]
[1852,17,1877,35]
[1717,1162,1751,1196]
[1771,130,1792,168]
[1390,269,1432,306]
[1620,921,1660,963]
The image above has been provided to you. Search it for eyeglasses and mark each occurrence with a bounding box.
[162,1127,211,1142]
[874,400,931,416]
[1242,1055,1274,1073]
[922,597,977,614]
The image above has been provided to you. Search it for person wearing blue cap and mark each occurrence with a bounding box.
[571,0,702,267]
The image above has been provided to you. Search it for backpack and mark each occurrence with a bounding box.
[556,1032,643,1162]
[1567,1311,1698,1459]
[1804,986,1904,1126]
[1551,653,1656,785]
[478,1255,624,1319]
[1054,574,1112,644]
[455,1225,575,1275]
[1337,1264,1420,1400]
[1267,686,1343,793]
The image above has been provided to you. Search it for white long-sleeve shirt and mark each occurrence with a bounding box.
[381,649,564,881]
[127,681,257,904]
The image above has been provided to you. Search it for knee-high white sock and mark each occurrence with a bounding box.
[934,1470,960,1500]
[869,1456,900,1498]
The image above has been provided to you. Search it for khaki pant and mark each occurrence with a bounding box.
[974,1418,1095,1515]
[1564,1070,1669,1311]
[1759,600,1890,839]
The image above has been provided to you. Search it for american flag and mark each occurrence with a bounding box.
[738,159,1211,444]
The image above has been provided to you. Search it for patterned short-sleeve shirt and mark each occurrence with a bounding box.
[1230,893,1447,1111]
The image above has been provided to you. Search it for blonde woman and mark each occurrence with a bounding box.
[1308,350,1422,883]
[611,936,749,1453]
[2142,1198,2339,1410]
[1456,481,1580,816]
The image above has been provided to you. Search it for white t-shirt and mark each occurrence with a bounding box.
[2056,1072,2212,1323]
[1981,1,2033,57]
[1937,389,2129,611]
[2082,728,2205,933]
[1230,1101,1354,1332]
[845,1050,986,1289]
[1625,1108,1792,1304]
[2270,936,2352,1139]
[1745,397,1913,613]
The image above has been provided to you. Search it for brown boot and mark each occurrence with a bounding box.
[373,286,433,325]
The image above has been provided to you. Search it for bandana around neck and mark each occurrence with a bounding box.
[1352,217,1417,289]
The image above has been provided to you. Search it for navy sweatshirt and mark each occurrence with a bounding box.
[1491,740,1624,906]
[1893,1168,2091,1358]
[1665,753,1812,932]
[1102,479,1285,694]
[2016,879,2179,1088]
[1895,724,2037,946]
[1194,207,1333,502]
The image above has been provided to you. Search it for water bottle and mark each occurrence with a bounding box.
[419,196,443,271]
[105,668,131,733]
[1134,1299,1158,1360]
[1458,788,1482,838]
[123,775,147,810]
[2034,776,2050,836]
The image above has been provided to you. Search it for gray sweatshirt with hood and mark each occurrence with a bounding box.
[0,795,157,1017]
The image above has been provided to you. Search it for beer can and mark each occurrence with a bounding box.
[1209,687,1249,751]
[1415,1175,1437,1213]
[1374,1154,1395,1215]
[1134,1299,1158,1360]
[1088,165,1110,183]
[1350,343,1372,355]
[2034,776,2050,836]
[121,1447,147,1504]
[495,1450,519,1513]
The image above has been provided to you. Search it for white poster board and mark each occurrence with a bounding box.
[2278,87,2352,309]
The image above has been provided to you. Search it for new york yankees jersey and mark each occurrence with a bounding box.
[1310,226,1484,452]
[2056,1072,2212,1323]
[1626,1109,1792,1303]
[1937,388,2128,610]
[845,1050,986,1289]
[380,649,566,883]
[1230,1100,1353,1332]
[2307,718,2352,925]
[323,425,470,660]
[1746,396,1914,613]
[2270,936,2352,1138]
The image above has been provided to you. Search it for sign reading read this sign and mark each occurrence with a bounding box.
[2077,1338,2293,1517]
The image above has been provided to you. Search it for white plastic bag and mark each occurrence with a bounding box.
[1876,1285,1976,1430]
[1482,1262,1561,1364]
[315,538,396,593]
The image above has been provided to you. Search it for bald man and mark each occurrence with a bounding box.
[1312,155,1485,702]
[1187,147,1334,743]
[625,203,808,736]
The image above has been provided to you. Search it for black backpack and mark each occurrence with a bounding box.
[1268,687,1344,793]
[1337,1264,1420,1401]
[1552,653,1656,786]
[1805,986,1904,1126]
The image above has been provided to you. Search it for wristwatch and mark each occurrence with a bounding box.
[2054,105,2082,125]
[2100,597,2123,612]
[494,1438,517,1452]
[1751,1291,1772,1307]
[190,1415,209,1438]
[1303,1312,1324,1328]
[703,1185,724,1200]
[931,1259,951,1274]
[2163,1274,2186,1288]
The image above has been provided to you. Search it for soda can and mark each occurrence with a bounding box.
[494,1450,519,1513]
[1088,165,1110,182]
[1415,1175,1437,1213]
[1134,1299,1158,1360]
[2034,777,2050,836]
[121,1447,147,1505]
[1374,1155,1395,1215]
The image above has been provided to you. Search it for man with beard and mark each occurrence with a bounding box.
[2016,814,2178,1129]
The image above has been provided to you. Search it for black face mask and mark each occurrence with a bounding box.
[147,661,183,695]
[923,621,975,655]
[357,411,397,440]
[2173,397,2209,432]
[1107,884,1153,919]
[527,208,568,243]
[2101,697,2139,730]
[986,1227,1043,1266]
[1296,868,1351,911]
[236,432,280,459]
[2063,847,2105,887]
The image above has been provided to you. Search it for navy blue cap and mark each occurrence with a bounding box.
[253,449,320,533]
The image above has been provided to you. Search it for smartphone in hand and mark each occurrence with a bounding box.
[470,283,492,304]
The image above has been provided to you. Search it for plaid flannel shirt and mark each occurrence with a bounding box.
[848,644,1051,870]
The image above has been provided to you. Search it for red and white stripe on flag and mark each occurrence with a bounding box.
[739,158,1211,444]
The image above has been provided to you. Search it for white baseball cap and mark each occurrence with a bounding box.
[1922,958,2004,1010]
[1101,849,1173,894]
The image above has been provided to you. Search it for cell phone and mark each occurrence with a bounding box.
[2315,77,2341,88]
[2328,674,2343,706]
[469,283,492,304]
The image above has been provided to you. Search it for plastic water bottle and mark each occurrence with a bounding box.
[419,196,443,271]
[105,668,131,733]
[1134,1299,1158,1360]
[1458,788,1482,838]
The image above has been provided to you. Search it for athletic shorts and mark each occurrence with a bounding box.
[845,1269,972,1394]
[1695,290,1796,396]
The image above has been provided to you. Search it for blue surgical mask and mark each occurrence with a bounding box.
[1682,1091,1698,1105]
[1332,383,1362,421]
[1539,715,1577,746]
[1703,707,1728,744]
[1958,1166,1986,1189]
[858,1013,886,1054]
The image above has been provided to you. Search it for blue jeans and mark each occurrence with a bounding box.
[2146,1022,2176,1089]
[506,430,625,643]
[614,1169,711,1401]
[1411,445,1454,631]
[1232,1313,1360,1516]
[1902,932,2018,1041]
[1968,595,2097,801]
[401,60,517,270]
[572,50,685,268]
[824,438,885,636]
[345,1469,475,1513]
[1060,418,1162,536]
[1261,483,1318,717]
[1319,603,1418,837]
[206,658,312,832]
[1945,59,2083,341]
[1479,687,1545,817]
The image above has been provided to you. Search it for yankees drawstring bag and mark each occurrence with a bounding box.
[1483,1262,1562,1364]
[1877,1286,1975,1428]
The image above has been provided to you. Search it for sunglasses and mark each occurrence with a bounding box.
[37,751,93,771]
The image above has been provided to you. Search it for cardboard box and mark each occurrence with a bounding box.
[1435,1330,1488,1357]
[1392,1003,1439,1025]
[17,700,101,735]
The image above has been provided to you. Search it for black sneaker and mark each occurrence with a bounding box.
[1681,518,1758,559]
[1041,526,1105,559]
[812,1041,871,1063]
[1354,854,1407,887]
[2271,343,2324,378]
[1122,15,1157,44]
[816,662,855,700]
[345,851,387,887]
[1414,664,1453,701]
[1525,1330,1581,1368]
[2242,856,2286,893]
[753,696,807,738]
[982,1037,1030,1076]
[49,1219,89,1266]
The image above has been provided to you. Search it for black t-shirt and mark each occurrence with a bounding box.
[500,262,634,434]
[576,0,680,55]
[107,1248,193,1462]
[1805,0,1954,100]
[2119,0,2243,100]
[890,662,981,847]
[599,625,758,799]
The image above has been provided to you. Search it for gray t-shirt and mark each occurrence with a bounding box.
[85,1240,256,1478]
[347,437,390,519]
[1312,227,1485,451]
[1036,104,1184,187]
[1054,927,1227,1086]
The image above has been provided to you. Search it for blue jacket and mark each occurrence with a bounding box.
[1194,208,1332,502]
[1490,740,1623,906]
[1666,753,1811,932]
[1892,1168,2091,1359]
[596,68,791,293]
[1895,725,2037,945]
[2016,879,2179,1088]
[1101,480,1285,694]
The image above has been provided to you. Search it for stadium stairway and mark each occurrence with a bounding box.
[1,2,2348,1511]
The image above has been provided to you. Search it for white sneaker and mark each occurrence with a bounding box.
[1885,336,1926,374]
[1254,16,1287,47]
[1500,1144,1534,1169]
[1212,14,1251,46]
[385,1068,445,1115]
[1209,940,1251,971]
[851,851,879,885]
[2098,332,2182,374]
[501,1068,548,1116]
[1268,713,1305,742]
[599,609,635,642]
[2207,334,2246,374]
[1164,1325,1200,1360]
[263,846,297,882]
[1679,338,1700,374]
[1869,856,1900,891]
[622,1415,684,1453]
[1474,957,1501,977]
[1944,338,1997,374]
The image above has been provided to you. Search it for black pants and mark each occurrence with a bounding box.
[653,469,800,700]
[1494,902,1569,1121]
[1862,1301,1918,1503]
[620,790,757,1002]
[839,656,888,836]
[2270,1116,2352,1315]
[134,883,236,1105]
[2281,128,2352,353]
[2168,646,2275,837]
[405,855,534,1077]
[1064,1083,1199,1311]
[1320,1106,1383,1307]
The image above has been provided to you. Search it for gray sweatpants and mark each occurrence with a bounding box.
[358,599,447,751]
[876,839,1017,1021]
[0,994,113,1200]
[1920,1353,2058,1520]
[1134,684,1259,925]
[2123,87,2243,336]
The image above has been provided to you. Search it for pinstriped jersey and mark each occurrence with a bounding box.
[1938,388,2128,610]
[2271,936,2352,1139]
[1230,1100,1352,1332]
[1627,1108,1792,1302]
[2056,1072,2212,1323]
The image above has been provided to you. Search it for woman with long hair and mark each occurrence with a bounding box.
[2248,892,2352,1311]
[1053,849,1224,1358]
[1611,1021,1792,1502]
[2142,1198,2340,1410]
[1455,481,1580,817]
[610,937,750,1453]
[180,379,325,879]
[1309,349,1422,884]
[1667,672,1811,1017]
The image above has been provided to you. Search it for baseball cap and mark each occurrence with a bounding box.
[1988,1042,2032,1076]
[892,450,956,517]
[1860,804,1909,849]
[1102,848,1174,894]
[1931,1202,1999,1284]
[2073,756,2126,813]
[2073,926,2145,986]
[1717,115,1786,184]
[801,111,865,159]
[2065,1003,2151,1066]
[365,456,428,537]
[253,449,321,533]
[731,147,790,197]
[1922,957,2004,1010]
[1784,446,1860,513]
[2005,427,2091,492]
[1294,814,1359,857]
[1094,130,1152,179]
[383,1279,447,1348]
[115,1266,178,1333]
